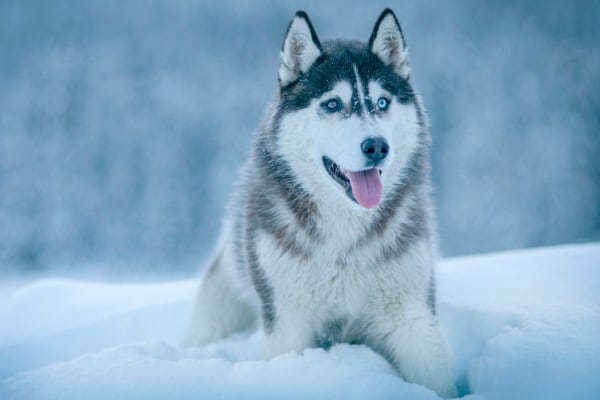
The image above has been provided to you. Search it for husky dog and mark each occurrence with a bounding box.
[185,9,457,398]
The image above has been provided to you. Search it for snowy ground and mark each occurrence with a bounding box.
[1,243,599,400]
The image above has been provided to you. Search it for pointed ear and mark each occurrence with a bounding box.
[279,11,322,87]
[369,9,410,79]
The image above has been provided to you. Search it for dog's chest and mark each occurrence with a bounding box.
[253,226,409,315]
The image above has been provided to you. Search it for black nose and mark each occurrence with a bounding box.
[361,137,389,164]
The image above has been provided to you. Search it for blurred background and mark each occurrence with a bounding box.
[0,0,598,279]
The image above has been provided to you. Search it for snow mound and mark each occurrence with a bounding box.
[1,243,599,399]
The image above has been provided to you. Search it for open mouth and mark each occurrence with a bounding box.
[322,156,383,209]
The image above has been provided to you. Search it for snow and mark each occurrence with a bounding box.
[1,243,599,399]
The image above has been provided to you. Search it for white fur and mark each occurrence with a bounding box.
[368,81,420,176]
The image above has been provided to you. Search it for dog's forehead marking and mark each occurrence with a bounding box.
[352,64,367,114]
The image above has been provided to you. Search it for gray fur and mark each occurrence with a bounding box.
[427,274,437,315]
[313,317,348,349]
[255,132,321,241]
[245,225,277,333]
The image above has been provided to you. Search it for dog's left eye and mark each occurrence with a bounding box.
[377,97,390,111]
[321,98,343,113]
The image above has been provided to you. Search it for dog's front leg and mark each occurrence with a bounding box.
[261,311,315,359]
[368,301,458,398]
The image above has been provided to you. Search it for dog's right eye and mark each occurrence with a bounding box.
[321,98,343,113]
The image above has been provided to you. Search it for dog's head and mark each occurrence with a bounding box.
[274,9,424,210]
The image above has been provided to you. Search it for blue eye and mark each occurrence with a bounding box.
[321,98,343,113]
[377,97,390,111]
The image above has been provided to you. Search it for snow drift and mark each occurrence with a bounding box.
[1,243,599,399]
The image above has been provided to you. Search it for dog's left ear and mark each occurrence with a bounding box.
[369,9,410,80]
[279,11,322,87]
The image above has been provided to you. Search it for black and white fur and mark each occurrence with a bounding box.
[185,9,457,398]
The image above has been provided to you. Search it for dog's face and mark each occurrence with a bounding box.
[275,10,423,210]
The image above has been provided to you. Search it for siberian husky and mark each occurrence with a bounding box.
[185,9,457,397]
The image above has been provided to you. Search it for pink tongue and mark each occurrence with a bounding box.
[346,168,382,208]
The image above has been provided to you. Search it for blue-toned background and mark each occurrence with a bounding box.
[1,0,599,277]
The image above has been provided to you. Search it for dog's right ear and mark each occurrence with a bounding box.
[279,11,322,87]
